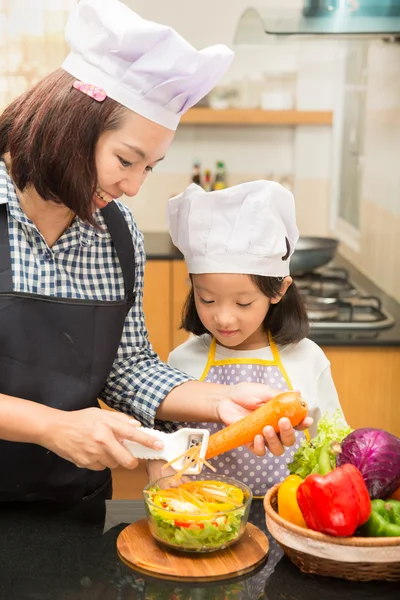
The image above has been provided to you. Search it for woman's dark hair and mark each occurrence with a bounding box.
[181,274,309,346]
[0,68,126,225]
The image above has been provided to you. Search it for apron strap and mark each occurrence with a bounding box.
[0,203,13,292]
[267,330,293,390]
[267,331,281,363]
[0,201,137,311]
[200,337,217,381]
[100,202,136,312]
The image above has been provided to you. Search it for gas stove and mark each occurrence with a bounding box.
[294,268,395,331]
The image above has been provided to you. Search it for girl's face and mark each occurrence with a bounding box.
[94,110,175,204]
[192,273,291,350]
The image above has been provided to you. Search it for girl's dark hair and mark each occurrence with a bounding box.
[0,68,126,225]
[181,275,309,346]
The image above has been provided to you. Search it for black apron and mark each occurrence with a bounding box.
[0,201,135,504]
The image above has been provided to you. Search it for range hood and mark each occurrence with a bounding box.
[234,1,400,42]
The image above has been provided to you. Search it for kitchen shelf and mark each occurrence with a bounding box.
[180,107,333,126]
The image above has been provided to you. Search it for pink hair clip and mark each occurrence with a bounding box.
[72,80,107,102]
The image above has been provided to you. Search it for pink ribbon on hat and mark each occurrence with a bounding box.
[72,80,107,102]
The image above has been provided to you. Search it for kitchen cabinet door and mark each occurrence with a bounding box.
[143,261,171,362]
[171,260,190,350]
[323,346,400,437]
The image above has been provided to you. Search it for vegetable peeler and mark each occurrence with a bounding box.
[122,427,210,474]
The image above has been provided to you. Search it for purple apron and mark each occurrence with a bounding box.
[187,332,306,498]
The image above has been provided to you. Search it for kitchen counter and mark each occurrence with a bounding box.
[0,497,398,600]
[143,233,400,347]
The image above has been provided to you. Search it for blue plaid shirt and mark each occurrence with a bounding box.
[0,160,191,431]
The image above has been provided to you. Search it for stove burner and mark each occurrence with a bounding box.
[304,296,340,321]
[295,267,357,300]
[293,268,395,330]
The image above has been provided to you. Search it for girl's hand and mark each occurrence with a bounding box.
[41,407,165,471]
[218,383,313,457]
[145,459,176,483]
[145,459,190,487]
[251,416,313,456]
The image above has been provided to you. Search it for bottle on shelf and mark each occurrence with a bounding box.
[191,161,202,186]
[212,161,227,190]
[203,169,212,192]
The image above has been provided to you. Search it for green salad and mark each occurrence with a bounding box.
[145,479,248,551]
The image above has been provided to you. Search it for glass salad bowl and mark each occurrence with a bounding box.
[143,473,253,553]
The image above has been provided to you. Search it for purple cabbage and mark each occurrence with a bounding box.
[337,428,400,499]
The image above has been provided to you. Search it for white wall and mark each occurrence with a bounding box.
[121,0,345,236]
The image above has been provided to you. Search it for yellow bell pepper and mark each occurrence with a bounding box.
[277,475,308,528]
[180,480,244,505]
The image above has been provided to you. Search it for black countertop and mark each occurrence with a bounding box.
[143,233,400,347]
[1,497,398,600]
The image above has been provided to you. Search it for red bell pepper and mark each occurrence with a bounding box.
[296,463,371,537]
[174,520,204,529]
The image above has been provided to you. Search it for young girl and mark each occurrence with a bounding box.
[167,180,343,498]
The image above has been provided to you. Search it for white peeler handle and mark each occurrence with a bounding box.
[121,428,169,461]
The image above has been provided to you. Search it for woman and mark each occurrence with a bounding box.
[0,0,311,506]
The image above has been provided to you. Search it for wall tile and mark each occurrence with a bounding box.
[294,127,333,179]
[293,179,331,237]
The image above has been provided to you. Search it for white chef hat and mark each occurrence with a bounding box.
[168,181,299,277]
[61,0,234,131]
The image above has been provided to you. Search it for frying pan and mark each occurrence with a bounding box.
[290,237,338,275]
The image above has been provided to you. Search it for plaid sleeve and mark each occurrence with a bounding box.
[99,206,192,432]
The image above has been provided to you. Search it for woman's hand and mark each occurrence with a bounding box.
[218,382,313,457]
[41,407,165,471]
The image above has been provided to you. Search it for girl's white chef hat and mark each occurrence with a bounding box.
[168,181,299,277]
[61,0,234,131]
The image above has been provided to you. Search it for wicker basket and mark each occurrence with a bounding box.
[264,483,400,582]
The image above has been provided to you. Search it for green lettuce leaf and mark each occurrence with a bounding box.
[148,506,245,550]
[288,410,353,478]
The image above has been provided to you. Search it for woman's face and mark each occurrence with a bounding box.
[95,110,175,204]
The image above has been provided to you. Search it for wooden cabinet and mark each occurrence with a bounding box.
[171,261,190,350]
[143,261,171,361]
[112,462,148,500]
[142,259,189,362]
[323,346,400,437]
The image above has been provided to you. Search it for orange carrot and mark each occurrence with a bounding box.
[163,391,308,477]
[205,391,308,460]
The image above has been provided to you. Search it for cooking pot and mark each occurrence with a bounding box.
[290,237,338,275]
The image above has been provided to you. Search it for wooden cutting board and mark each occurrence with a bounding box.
[116,518,269,582]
